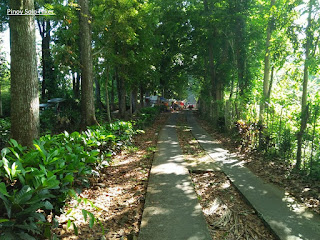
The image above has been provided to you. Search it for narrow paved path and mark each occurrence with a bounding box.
[138,113,211,240]
[186,111,320,240]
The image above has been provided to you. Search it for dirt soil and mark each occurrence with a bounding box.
[52,113,169,240]
[176,112,277,240]
[193,111,320,215]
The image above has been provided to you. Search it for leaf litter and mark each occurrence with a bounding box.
[53,113,170,239]
[176,111,277,240]
[194,111,320,215]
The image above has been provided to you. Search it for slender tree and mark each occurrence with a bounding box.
[259,0,275,123]
[79,0,98,127]
[10,0,39,147]
[104,66,112,122]
[296,0,314,171]
[37,18,56,99]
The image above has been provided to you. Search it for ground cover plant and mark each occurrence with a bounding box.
[0,107,160,239]
[52,112,169,239]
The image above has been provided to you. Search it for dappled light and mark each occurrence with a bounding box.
[139,113,211,240]
[1,0,320,239]
[185,111,320,240]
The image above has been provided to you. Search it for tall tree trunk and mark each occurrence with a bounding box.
[95,76,102,110]
[111,70,115,111]
[79,0,98,127]
[132,87,138,113]
[204,0,218,122]
[259,0,275,123]
[37,19,55,100]
[76,72,81,99]
[140,85,144,108]
[10,0,39,147]
[230,0,248,98]
[296,0,314,171]
[0,81,2,117]
[105,67,111,122]
[72,72,77,97]
[117,70,126,119]
[129,91,133,116]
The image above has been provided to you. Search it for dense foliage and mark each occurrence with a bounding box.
[0,107,159,239]
[0,1,320,238]
[186,0,320,178]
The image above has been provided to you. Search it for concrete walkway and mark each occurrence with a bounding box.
[186,111,320,240]
[138,113,211,240]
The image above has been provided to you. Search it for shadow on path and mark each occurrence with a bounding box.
[186,110,320,240]
[138,113,211,240]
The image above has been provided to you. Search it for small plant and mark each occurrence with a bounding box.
[0,113,149,238]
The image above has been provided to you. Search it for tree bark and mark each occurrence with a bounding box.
[79,0,98,127]
[105,67,112,122]
[95,76,102,110]
[111,69,115,111]
[117,69,126,119]
[0,80,2,117]
[129,91,133,116]
[132,87,138,114]
[296,0,314,171]
[72,71,81,99]
[37,19,55,100]
[140,85,144,108]
[10,0,39,147]
[259,0,275,123]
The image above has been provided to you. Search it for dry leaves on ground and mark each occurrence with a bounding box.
[194,111,320,215]
[52,113,169,240]
[176,112,276,240]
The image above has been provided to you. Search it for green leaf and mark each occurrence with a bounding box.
[43,175,60,189]
[16,232,37,240]
[11,162,17,177]
[68,189,78,200]
[9,147,20,160]
[82,209,88,221]
[15,185,33,204]
[3,157,12,179]
[97,218,105,235]
[1,231,17,240]
[0,218,10,223]
[73,222,78,235]
[62,174,74,183]
[0,192,11,218]
[67,219,72,229]
[44,201,53,210]
[88,212,95,228]
[1,148,10,158]
[34,143,48,162]
[0,182,9,196]
[9,139,19,148]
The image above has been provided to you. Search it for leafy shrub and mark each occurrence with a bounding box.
[0,120,137,239]
[134,106,160,129]
[40,98,81,135]
[40,109,57,135]
[0,118,10,149]
[232,120,260,151]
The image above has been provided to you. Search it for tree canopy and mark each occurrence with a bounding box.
[0,0,320,175]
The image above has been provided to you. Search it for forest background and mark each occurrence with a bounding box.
[0,0,319,178]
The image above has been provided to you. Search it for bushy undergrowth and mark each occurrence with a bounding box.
[134,106,161,128]
[0,118,10,149]
[0,106,161,239]
[0,120,138,239]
